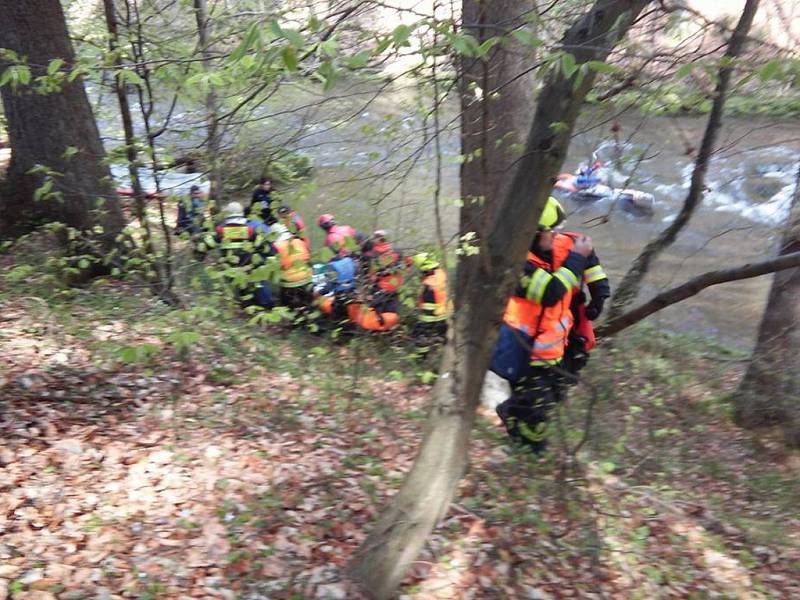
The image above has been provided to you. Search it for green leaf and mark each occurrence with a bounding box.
[269,20,284,39]
[477,37,500,57]
[345,50,371,69]
[758,59,781,82]
[319,37,338,57]
[33,179,53,202]
[675,62,693,79]
[586,60,620,74]
[599,460,616,474]
[78,258,90,269]
[450,33,480,57]
[117,69,144,86]
[62,146,79,159]
[392,24,412,47]
[317,60,338,91]
[230,22,260,63]
[0,67,13,87]
[283,28,304,48]
[560,53,578,78]
[14,65,31,86]
[47,58,65,75]
[281,45,298,71]
[375,36,393,55]
[512,29,542,48]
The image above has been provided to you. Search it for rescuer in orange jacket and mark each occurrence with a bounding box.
[492,197,609,453]
[411,252,452,341]
[271,224,313,311]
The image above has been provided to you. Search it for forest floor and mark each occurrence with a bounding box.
[1,245,799,600]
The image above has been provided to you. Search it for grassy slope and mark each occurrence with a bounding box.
[1,247,798,600]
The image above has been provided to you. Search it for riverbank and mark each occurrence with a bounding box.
[1,242,798,599]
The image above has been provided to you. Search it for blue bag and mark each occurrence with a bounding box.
[489,324,533,383]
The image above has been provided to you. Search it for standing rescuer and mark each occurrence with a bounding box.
[250,177,275,225]
[491,196,609,454]
[175,184,206,235]
[412,252,452,339]
[198,201,274,308]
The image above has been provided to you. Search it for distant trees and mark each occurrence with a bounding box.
[0,0,124,243]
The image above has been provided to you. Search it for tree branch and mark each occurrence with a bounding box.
[598,251,800,338]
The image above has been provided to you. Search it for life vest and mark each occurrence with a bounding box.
[325,224,356,254]
[328,256,356,293]
[347,303,399,332]
[502,233,579,365]
[418,268,452,323]
[274,238,312,287]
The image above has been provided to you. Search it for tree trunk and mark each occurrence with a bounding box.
[348,2,650,597]
[193,0,223,209]
[734,164,800,446]
[0,0,124,242]
[458,0,536,238]
[606,0,760,320]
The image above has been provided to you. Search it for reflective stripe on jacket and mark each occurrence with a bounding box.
[503,234,579,365]
[418,268,452,323]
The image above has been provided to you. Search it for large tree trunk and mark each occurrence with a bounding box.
[606,0,760,320]
[348,2,650,598]
[0,0,124,241]
[734,164,800,446]
[458,0,536,237]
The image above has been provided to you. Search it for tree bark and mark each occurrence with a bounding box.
[606,0,760,320]
[348,2,650,598]
[193,0,223,209]
[0,0,124,242]
[733,164,800,446]
[458,0,536,237]
[596,251,800,338]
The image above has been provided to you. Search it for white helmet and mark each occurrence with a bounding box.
[271,223,292,241]
[224,201,244,218]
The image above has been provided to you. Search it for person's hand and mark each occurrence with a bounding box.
[585,296,605,321]
[573,235,593,257]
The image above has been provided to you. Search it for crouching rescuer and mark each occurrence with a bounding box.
[491,197,609,454]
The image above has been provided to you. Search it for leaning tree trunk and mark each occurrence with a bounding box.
[606,0,760,319]
[0,0,125,242]
[734,164,800,446]
[348,2,650,598]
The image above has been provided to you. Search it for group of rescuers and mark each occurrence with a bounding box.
[176,177,610,454]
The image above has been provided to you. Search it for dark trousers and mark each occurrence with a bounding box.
[279,286,312,311]
[496,366,565,454]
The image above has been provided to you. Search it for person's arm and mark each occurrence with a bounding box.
[583,250,610,319]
